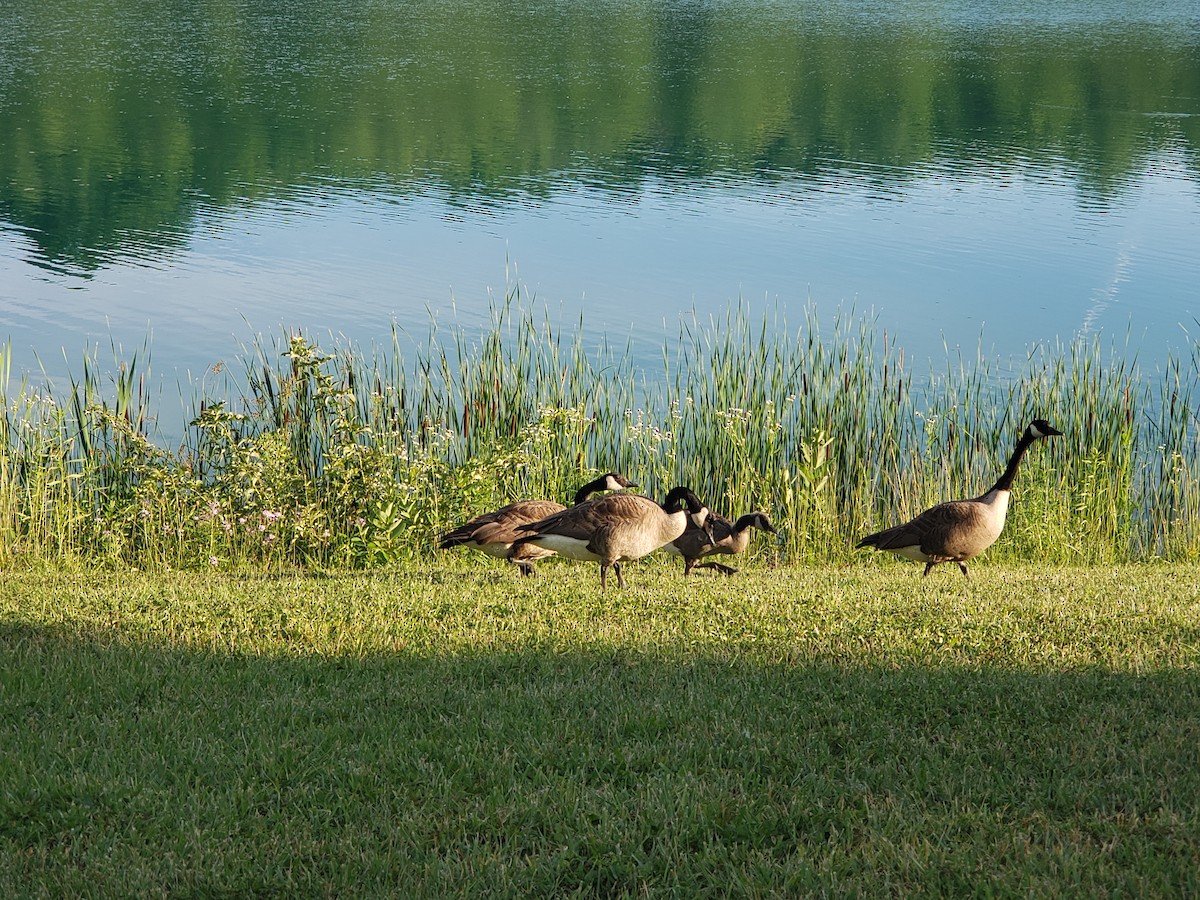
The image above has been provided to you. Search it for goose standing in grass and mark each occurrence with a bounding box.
[666,511,777,576]
[513,486,714,590]
[437,472,637,576]
[856,418,1063,577]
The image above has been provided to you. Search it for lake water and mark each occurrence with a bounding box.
[1,0,1198,400]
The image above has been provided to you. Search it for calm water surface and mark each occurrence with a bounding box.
[1,0,1198,398]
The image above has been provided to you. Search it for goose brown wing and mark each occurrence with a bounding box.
[489,499,566,528]
[441,499,565,547]
[470,501,563,545]
[519,492,660,541]
[861,500,979,553]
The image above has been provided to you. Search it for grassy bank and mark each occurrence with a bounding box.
[1,297,1199,571]
[2,564,1198,896]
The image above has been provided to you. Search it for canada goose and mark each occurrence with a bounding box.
[666,511,777,576]
[856,418,1062,576]
[514,486,714,590]
[437,472,637,576]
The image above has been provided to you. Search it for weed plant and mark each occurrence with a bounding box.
[0,293,1197,570]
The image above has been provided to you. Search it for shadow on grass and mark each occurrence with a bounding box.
[2,619,1198,897]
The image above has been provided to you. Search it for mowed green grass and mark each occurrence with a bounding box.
[2,561,1198,897]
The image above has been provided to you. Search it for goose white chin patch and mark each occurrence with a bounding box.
[1030,423,1045,438]
[691,508,710,529]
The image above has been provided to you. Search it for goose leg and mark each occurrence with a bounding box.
[599,563,609,591]
[958,562,969,577]
[922,561,935,578]
[516,562,535,577]
[614,562,625,590]
[683,558,696,577]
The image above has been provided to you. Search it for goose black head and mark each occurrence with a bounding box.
[733,512,777,535]
[573,471,640,504]
[751,512,778,535]
[601,472,639,491]
[1028,419,1064,439]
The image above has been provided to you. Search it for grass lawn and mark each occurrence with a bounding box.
[2,561,1198,897]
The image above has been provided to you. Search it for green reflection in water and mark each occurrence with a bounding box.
[0,0,1197,270]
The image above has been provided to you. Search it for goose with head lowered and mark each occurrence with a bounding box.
[856,418,1063,577]
[666,510,777,576]
[437,472,637,576]
[513,486,715,590]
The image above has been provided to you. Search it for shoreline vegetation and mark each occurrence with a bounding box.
[1,295,1198,571]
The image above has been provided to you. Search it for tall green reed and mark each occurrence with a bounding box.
[0,290,1196,570]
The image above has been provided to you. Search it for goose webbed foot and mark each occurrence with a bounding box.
[695,562,738,576]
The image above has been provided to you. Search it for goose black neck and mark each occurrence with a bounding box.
[573,477,604,505]
[732,514,757,534]
[989,432,1036,493]
[663,486,702,514]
